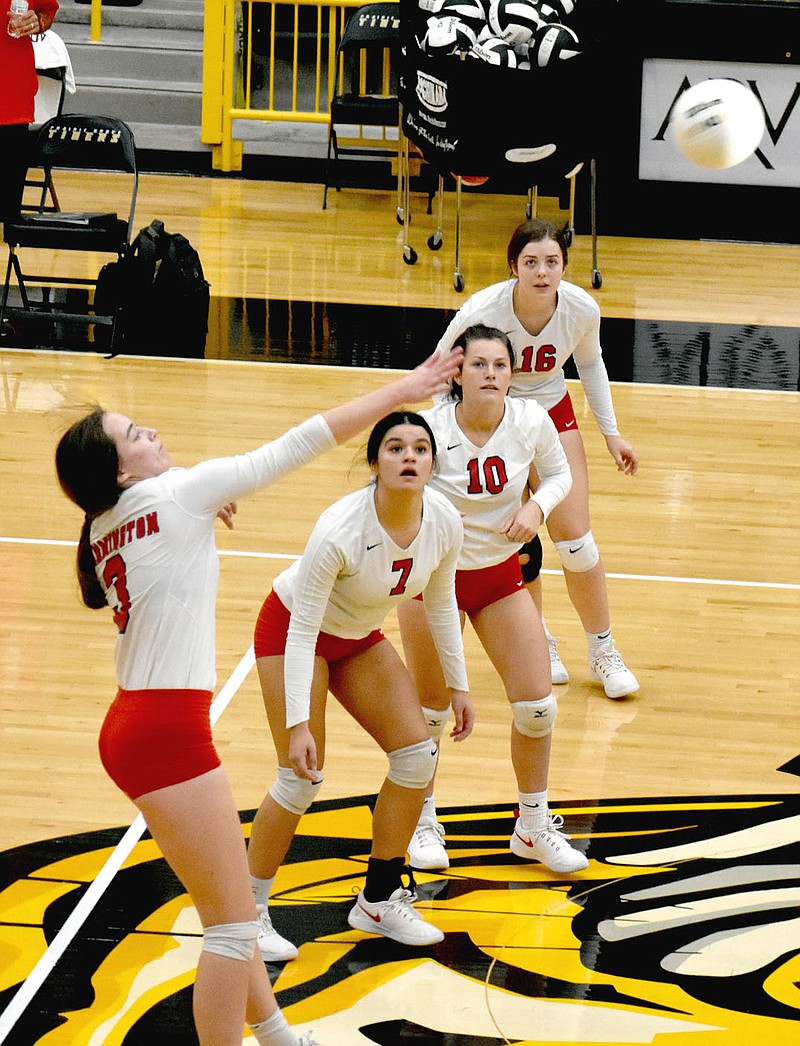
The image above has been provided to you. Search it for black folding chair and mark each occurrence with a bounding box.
[20,67,69,214]
[1,115,138,352]
[322,2,401,210]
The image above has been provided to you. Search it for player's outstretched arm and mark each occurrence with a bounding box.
[322,349,463,445]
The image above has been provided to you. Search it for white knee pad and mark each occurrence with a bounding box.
[512,694,557,738]
[421,705,449,744]
[202,919,259,961]
[387,738,438,789]
[268,765,323,816]
[554,530,599,573]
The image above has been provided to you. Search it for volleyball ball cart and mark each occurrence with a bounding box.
[398,0,615,291]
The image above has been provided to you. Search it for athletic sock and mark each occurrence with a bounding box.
[251,874,274,908]
[248,1007,297,1046]
[420,795,438,822]
[363,855,405,902]
[585,628,612,657]
[518,790,549,832]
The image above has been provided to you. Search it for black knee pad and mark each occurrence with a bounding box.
[518,536,543,583]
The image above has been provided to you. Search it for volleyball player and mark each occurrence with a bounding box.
[248,412,472,960]
[434,219,639,700]
[400,325,588,875]
[53,350,462,1046]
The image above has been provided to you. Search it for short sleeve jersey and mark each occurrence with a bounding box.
[421,398,571,571]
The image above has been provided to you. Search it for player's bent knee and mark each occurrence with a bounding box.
[518,535,543,582]
[512,695,557,738]
[387,738,438,789]
[422,705,449,743]
[269,765,323,816]
[202,919,260,961]
[554,530,599,573]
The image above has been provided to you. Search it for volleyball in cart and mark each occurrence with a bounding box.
[398,0,612,290]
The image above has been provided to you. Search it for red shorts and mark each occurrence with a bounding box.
[98,688,220,801]
[254,589,385,664]
[415,553,525,617]
[547,392,579,433]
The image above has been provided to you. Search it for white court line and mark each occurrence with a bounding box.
[2,535,798,590]
[0,645,256,1043]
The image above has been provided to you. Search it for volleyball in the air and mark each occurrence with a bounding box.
[487,0,543,48]
[528,22,580,66]
[420,15,478,57]
[670,78,766,169]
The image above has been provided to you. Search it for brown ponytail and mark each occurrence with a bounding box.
[55,408,121,610]
[77,515,108,609]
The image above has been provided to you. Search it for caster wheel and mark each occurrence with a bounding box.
[404,246,418,265]
[564,227,574,247]
[454,272,465,292]
[591,269,602,289]
[396,208,405,226]
[427,232,443,250]
[525,205,532,220]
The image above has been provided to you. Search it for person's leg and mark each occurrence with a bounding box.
[135,767,284,1045]
[329,641,443,945]
[0,124,30,226]
[519,535,568,685]
[544,431,638,698]
[396,598,456,870]
[469,590,588,874]
[248,653,329,961]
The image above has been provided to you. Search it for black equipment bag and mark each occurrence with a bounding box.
[94,219,210,358]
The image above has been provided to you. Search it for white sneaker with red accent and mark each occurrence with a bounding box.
[510,815,589,873]
[347,887,444,945]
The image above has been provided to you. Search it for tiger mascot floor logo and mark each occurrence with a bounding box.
[1,792,798,1044]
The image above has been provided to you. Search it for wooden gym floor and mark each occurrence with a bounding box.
[0,173,799,1045]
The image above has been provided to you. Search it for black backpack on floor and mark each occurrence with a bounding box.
[94,219,210,357]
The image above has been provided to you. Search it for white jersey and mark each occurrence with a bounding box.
[90,415,335,693]
[434,278,619,435]
[273,484,468,727]
[421,399,572,571]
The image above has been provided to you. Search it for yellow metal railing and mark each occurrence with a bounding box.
[202,0,398,171]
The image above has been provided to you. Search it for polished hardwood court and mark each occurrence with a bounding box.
[1,174,799,1045]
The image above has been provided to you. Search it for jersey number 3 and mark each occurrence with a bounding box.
[102,553,131,633]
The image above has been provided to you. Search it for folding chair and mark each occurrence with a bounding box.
[25,30,76,213]
[1,115,138,352]
[322,2,401,210]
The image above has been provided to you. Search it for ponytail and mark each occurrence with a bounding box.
[55,408,120,611]
[77,515,108,610]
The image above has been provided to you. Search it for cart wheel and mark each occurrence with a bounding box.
[404,246,418,266]
[427,232,443,251]
[396,208,405,226]
[564,227,574,247]
[591,269,602,289]
[454,272,465,293]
